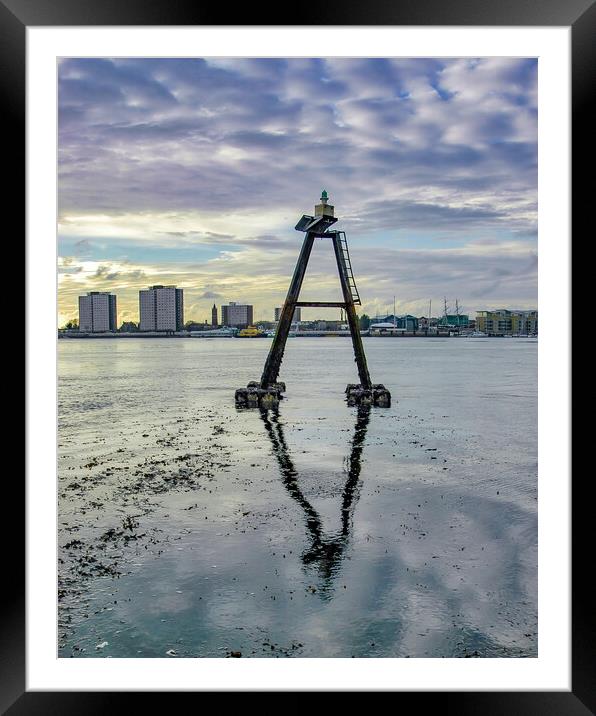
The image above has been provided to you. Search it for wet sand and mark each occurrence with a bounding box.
[58,337,537,658]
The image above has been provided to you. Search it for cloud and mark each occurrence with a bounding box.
[58,58,536,216]
[58,57,537,322]
[57,234,537,324]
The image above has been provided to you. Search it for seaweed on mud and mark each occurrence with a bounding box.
[58,409,236,653]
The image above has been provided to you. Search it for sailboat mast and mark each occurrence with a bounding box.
[428,299,432,335]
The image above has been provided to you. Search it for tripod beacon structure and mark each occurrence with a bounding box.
[235,191,391,408]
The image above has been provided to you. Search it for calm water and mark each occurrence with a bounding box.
[58,336,537,658]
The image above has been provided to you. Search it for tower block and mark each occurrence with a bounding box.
[235,192,391,408]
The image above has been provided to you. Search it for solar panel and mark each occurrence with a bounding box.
[295,214,314,231]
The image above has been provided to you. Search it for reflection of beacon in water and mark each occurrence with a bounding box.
[260,405,371,596]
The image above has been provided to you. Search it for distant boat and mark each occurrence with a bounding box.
[463,331,488,338]
[237,325,267,338]
[190,327,237,338]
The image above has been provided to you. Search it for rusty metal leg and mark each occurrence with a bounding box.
[331,235,372,389]
[260,232,316,388]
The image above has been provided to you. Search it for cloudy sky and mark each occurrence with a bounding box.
[58,57,537,326]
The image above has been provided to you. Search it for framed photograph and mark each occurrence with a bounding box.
[12,0,587,708]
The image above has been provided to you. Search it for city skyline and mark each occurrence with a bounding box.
[68,285,537,332]
[58,57,537,326]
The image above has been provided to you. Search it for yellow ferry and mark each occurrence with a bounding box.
[237,325,267,338]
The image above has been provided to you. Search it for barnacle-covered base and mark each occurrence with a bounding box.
[235,381,286,408]
[346,384,392,407]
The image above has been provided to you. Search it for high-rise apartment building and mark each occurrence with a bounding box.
[139,285,184,331]
[78,292,117,332]
[274,306,301,322]
[221,302,253,328]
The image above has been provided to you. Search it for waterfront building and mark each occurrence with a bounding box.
[476,309,538,335]
[310,319,345,331]
[371,314,419,332]
[256,321,275,330]
[78,292,117,332]
[139,285,184,332]
[212,304,218,326]
[221,302,253,328]
[274,306,301,322]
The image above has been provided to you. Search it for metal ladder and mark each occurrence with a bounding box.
[337,231,361,305]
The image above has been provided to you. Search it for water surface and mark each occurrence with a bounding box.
[58,337,537,658]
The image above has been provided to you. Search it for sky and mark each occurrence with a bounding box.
[58,57,537,326]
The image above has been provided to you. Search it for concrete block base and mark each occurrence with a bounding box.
[235,382,286,408]
[346,383,392,407]
[235,381,391,407]
[247,381,286,392]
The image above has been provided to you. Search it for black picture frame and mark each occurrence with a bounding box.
[10,0,586,709]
